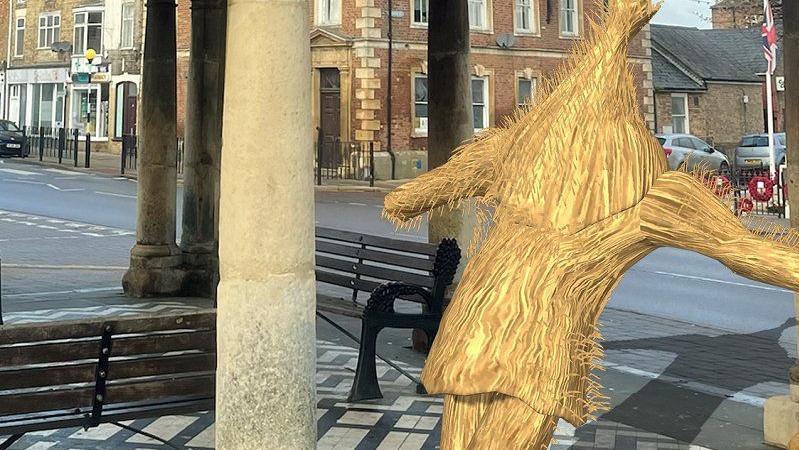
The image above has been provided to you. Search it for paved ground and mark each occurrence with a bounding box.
[0,158,796,448]
[1,297,775,449]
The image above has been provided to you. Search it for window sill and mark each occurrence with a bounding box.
[410,23,428,29]
[411,131,428,138]
[558,33,581,39]
[470,28,493,35]
[514,30,540,37]
[316,22,342,27]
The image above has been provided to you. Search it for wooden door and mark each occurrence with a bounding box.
[319,69,341,169]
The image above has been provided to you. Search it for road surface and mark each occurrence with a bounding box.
[0,158,793,335]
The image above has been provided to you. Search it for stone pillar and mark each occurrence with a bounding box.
[413,0,473,351]
[122,0,186,297]
[180,0,226,298]
[215,0,316,446]
[764,1,799,446]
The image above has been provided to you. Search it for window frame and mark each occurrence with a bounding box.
[412,73,428,135]
[14,17,24,57]
[517,77,536,108]
[559,0,580,37]
[514,0,536,34]
[468,0,488,31]
[37,12,61,50]
[670,93,689,134]
[73,9,104,55]
[316,0,341,26]
[472,76,489,131]
[411,0,429,26]
[120,3,135,49]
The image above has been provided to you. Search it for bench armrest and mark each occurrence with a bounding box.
[365,282,435,314]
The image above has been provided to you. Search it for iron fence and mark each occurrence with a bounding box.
[719,166,786,218]
[120,135,184,175]
[315,132,375,186]
[22,126,94,168]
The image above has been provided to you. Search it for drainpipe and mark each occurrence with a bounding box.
[5,0,12,119]
[386,0,396,179]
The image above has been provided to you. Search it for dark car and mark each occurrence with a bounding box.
[0,120,27,157]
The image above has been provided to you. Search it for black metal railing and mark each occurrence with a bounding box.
[315,131,375,186]
[720,165,786,217]
[120,134,184,176]
[23,126,93,168]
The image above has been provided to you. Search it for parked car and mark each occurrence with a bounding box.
[734,132,786,169]
[656,133,730,172]
[0,120,28,157]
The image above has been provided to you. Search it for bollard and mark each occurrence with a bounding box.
[316,127,323,186]
[39,126,46,162]
[85,133,91,168]
[73,129,79,167]
[121,138,127,175]
[58,128,65,163]
[369,142,375,188]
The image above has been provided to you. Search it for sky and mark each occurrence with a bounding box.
[651,0,713,28]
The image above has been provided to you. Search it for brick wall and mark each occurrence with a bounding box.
[654,83,764,153]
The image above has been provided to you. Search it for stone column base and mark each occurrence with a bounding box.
[764,395,799,448]
[122,245,188,298]
[182,250,219,298]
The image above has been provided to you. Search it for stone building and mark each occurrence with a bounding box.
[309,0,656,179]
[710,0,782,30]
[651,24,783,154]
[0,0,147,152]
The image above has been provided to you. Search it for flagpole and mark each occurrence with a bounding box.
[765,0,777,180]
[767,67,776,179]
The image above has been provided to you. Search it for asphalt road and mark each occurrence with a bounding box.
[0,158,794,335]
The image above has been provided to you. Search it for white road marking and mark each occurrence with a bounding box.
[95,190,136,199]
[46,183,83,192]
[603,361,766,407]
[3,286,123,298]
[44,168,83,175]
[641,269,792,293]
[3,263,128,270]
[348,202,368,206]
[0,168,40,175]
[0,209,133,237]
[3,179,44,185]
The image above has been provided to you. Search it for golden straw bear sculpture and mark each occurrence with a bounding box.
[382,0,799,448]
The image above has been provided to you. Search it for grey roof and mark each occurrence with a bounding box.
[651,24,766,84]
[651,50,704,91]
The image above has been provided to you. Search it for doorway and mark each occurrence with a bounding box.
[115,82,138,138]
[319,68,341,169]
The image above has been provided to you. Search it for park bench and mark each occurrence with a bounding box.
[314,227,461,402]
[0,309,215,449]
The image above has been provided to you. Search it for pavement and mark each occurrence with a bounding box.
[0,157,797,448]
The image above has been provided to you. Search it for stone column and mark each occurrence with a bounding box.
[215,0,316,446]
[180,0,227,298]
[764,1,799,446]
[122,0,186,297]
[413,0,474,351]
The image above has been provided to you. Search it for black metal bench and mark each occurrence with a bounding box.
[0,309,215,449]
[314,227,460,402]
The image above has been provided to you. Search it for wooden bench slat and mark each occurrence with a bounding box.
[315,241,435,271]
[0,374,214,417]
[316,227,437,256]
[315,255,435,288]
[0,331,216,366]
[0,353,216,390]
[315,269,382,293]
[0,310,216,346]
[316,294,364,318]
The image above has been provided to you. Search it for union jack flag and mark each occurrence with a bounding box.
[762,0,778,74]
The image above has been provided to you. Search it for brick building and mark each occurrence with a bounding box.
[710,0,782,30]
[309,0,656,179]
[651,22,784,155]
[0,0,148,152]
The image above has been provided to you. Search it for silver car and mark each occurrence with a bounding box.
[656,133,730,172]
[734,133,786,169]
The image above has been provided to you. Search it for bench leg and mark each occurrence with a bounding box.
[348,319,384,402]
[0,434,23,450]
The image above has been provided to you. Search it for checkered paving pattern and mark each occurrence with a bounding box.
[1,304,712,449]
